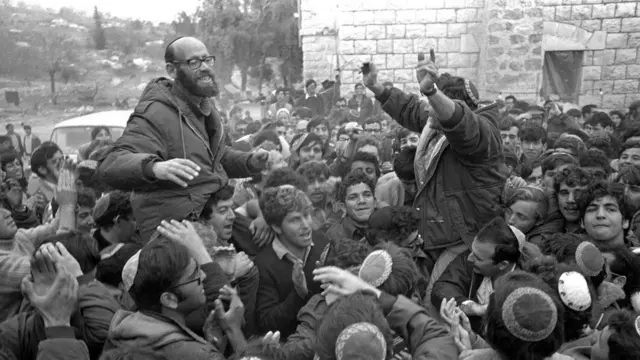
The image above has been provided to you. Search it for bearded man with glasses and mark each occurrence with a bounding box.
[99,37,270,242]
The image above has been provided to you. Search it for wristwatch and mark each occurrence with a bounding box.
[421,85,438,97]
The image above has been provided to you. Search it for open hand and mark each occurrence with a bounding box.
[22,260,78,327]
[157,220,208,262]
[313,266,380,298]
[55,169,77,207]
[152,159,200,187]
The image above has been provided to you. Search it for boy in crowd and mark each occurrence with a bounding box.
[254,185,329,339]
[325,171,377,243]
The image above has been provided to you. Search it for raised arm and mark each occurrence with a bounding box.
[416,60,502,163]
[364,63,428,133]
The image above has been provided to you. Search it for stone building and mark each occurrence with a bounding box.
[300,0,640,110]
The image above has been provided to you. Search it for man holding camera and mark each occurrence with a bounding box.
[361,56,507,295]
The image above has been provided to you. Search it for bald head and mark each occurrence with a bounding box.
[164,37,206,64]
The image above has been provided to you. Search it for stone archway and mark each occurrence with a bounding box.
[542,21,605,52]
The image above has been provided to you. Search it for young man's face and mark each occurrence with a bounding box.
[364,122,382,138]
[342,183,375,225]
[400,178,417,199]
[170,258,206,314]
[355,85,364,96]
[505,98,515,110]
[39,150,64,182]
[236,124,247,134]
[610,113,622,127]
[274,207,313,250]
[299,141,323,164]
[500,126,519,151]
[306,83,316,96]
[275,126,286,138]
[521,139,545,161]
[468,239,503,278]
[204,197,236,241]
[313,124,329,143]
[276,91,285,102]
[582,195,628,245]
[526,166,542,186]
[584,123,611,138]
[557,182,586,223]
[0,208,18,240]
[505,200,540,234]
[75,206,95,234]
[306,175,329,206]
[400,132,420,151]
[350,161,377,183]
[619,147,640,171]
[336,100,347,109]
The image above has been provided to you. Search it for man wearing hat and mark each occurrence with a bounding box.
[21,124,41,165]
[92,191,140,257]
[362,58,506,286]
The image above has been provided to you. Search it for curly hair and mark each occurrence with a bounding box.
[519,124,547,144]
[297,160,330,183]
[578,148,612,178]
[552,165,593,195]
[337,170,376,203]
[348,151,380,180]
[578,180,628,220]
[259,185,312,226]
[323,239,371,269]
[369,206,420,246]
[541,152,579,176]
[553,134,586,158]
[615,164,640,186]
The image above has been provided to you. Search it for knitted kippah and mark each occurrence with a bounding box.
[502,287,558,342]
[335,322,386,360]
[359,250,393,288]
[558,271,592,312]
[121,250,141,292]
[575,242,604,277]
[635,316,640,338]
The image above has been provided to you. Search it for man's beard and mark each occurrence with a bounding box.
[176,67,219,98]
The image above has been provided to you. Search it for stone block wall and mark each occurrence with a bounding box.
[300,0,640,108]
[336,0,485,97]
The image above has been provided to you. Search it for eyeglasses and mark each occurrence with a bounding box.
[172,56,216,70]
[171,265,202,288]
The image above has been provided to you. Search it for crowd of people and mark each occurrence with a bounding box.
[1,35,640,360]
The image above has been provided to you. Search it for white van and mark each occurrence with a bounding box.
[49,110,131,160]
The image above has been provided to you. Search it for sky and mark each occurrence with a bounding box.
[21,0,201,23]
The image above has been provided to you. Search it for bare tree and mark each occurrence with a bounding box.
[37,34,75,105]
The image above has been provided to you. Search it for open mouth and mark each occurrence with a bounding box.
[198,76,213,85]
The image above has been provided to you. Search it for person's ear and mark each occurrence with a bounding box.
[339,202,346,217]
[623,218,630,230]
[37,167,48,177]
[160,292,179,309]
[272,225,283,235]
[165,63,177,78]
[613,275,627,287]
[497,260,510,272]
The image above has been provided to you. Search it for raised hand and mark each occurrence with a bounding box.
[291,258,309,298]
[156,220,210,264]
[214,285,245,331]
[312,266,380,298]
[56,169,77,207]
[415,59,439,94]
[151,159,200,187]
[22,260,78,327]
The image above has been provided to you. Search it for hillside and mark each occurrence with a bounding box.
[0,2,176,136]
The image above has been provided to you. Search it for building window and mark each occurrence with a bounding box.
[541,51,584,103]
